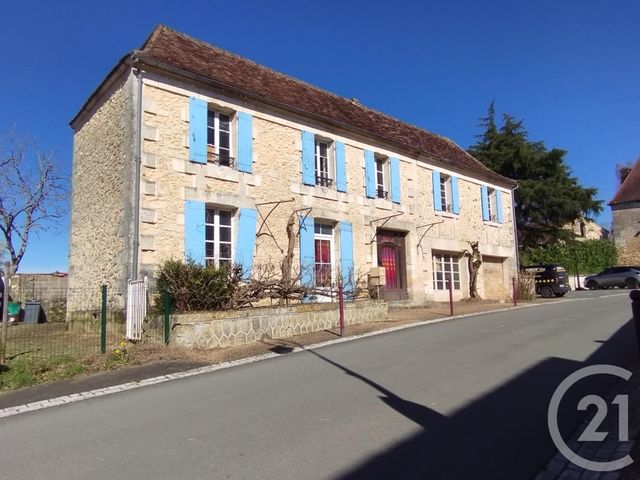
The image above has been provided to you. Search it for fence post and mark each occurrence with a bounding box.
[100,285,107,354]
[163,289,170,345]
[512,277,518,307]
[448,279,454,316]
[0,262,11,364]
[630,290,640,360]
[338,283,345,337]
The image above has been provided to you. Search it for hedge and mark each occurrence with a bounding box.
[519,239,617,275]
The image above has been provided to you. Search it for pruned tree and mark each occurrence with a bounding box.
[462,241,483,299]
[0,132,68,272]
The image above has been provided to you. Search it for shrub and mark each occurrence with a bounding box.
[516,273,536,301]
[155,259,239,313]
[519,239,617,275]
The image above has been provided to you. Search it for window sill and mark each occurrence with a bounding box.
[364,196,401,211]
[484,221,502,228]
[296,183,346,202]
[435,210,459,219]
[184,161,260,186]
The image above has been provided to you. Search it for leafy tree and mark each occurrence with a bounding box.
[468,103,602,247]
[0,132,67,272]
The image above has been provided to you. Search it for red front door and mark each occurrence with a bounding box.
[380,243,399,289]
[377,230,407,299]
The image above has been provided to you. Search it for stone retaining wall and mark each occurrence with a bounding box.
[172,300,388,349]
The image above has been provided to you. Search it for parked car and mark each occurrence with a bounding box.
[584,267,640,290]
[521,264,571,298]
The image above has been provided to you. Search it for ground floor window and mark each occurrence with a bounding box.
[433,253,460,290]
[205,208,233,267]
[314,222,333,287]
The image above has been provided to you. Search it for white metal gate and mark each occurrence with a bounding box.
[126,277,148,340]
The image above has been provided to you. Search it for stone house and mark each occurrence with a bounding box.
[67,25,518,313]
[564,218,609,241]
[610,159,640,265]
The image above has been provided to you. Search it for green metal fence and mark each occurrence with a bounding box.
[0,285,127,364]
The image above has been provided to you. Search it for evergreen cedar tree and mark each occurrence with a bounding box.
[468,103,602,248]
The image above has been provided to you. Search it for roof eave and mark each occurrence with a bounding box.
[69,53,133,130]
[133,53,515,188]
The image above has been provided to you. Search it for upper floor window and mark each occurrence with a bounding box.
[375,155,389,199]
[315,139,333,187]
[207,110,232,167]
[439,174,452,212]
[487,187,497,222]
[314,222,334,287]
[205,208,233,268]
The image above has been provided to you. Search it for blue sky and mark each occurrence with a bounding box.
[2,0,639,272]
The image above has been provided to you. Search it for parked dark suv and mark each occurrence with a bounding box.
[521,264,571,298]
[584,267,640,290]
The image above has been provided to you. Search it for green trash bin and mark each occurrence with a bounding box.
[8,302,21,323]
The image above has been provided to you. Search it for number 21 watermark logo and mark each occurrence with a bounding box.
[548,364,633,472]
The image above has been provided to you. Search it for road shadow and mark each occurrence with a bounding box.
[296,318,637,480]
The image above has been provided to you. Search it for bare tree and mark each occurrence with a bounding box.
[0,132,67,272]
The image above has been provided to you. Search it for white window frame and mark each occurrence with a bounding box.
[432,253,460,291]
[375,155,389,199]
[314,222,334,288]
[207,109,234,167]
[487,187,497,222]
[314,138,334,188]
[439,174,452,212]
[205,208,234,267]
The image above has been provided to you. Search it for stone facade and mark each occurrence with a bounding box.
[129,76,516,303]
[68,71,136,313]
[69,45,518,312]
[612,202,640,265]
[564,218,609,241]
[172,300,388,349]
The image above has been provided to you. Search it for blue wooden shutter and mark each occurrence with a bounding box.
[237,112,253,173]
[451,176,460,214]
[364,150,376,198]
[234,208,257,279]
[301,131,315,185]
[496,190,503,224]
[432,171,442,211]
[390,157,401,203]
[299,215,315,286]
[184,200,205,264]
[339,221,354,291]
[189,97,207,164]
[335,141,347,192]
[481,185,490,221]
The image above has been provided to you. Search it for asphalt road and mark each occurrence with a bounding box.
[0,290,636,480]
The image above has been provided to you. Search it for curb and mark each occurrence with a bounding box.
[0,299,588,419]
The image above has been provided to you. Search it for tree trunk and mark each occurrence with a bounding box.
[466,241,482,300]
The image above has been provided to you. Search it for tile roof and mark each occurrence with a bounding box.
[90,25,515,187]
[610,159,640,205]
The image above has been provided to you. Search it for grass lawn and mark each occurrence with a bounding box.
[0,355,87,391]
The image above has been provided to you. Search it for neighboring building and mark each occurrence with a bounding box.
[67,25,517,313]
[564,218,609,241]
[610,159,640,265]
[10,272,68,322]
